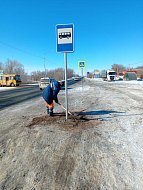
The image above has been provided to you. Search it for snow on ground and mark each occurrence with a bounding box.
[68,85,91,92]
[0,79,143,189]
[88,77,143,85]
[114,80,143,85]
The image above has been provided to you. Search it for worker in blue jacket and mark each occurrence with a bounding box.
[42,79,61,116]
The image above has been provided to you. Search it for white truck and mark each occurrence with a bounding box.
[100,70,116,81]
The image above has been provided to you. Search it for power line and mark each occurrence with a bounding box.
[0,40,48,62]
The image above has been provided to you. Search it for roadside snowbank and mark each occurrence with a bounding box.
[0,87,17,91]
[0,84,38,91]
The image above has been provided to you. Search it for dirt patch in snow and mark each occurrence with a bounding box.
[26,114,100,131]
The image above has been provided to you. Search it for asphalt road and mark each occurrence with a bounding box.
[0,85,41,110]
[0,79,82,110]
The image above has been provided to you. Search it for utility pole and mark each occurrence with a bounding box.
[129,64,130,71]
[44,57,46,77]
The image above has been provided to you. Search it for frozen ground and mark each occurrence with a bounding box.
[0,79,143,190]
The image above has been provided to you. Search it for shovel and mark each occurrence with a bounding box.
[57,103,73,115]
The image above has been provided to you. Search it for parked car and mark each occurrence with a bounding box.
[72,77,80,81]
[137,78,143,81]
[39,77,54,90]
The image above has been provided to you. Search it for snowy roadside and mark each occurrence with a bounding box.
[0,84,38,91]
[0,87,17,91]
[0,79,143,190]
[88,77,143,85]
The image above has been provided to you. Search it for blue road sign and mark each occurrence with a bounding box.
[56,24,74,52]
[78,61,86,68]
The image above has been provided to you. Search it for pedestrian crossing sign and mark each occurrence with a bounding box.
[78,61,86,68]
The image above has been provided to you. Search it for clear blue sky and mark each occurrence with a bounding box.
[0,0,143,74]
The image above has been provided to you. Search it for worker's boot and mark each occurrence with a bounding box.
[49,108,53,116]
[46,107,49,114]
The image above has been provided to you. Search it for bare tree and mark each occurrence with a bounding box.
[31,71,46,81]
[48,68,64,81]
[136,66,143,69]
[0,62,4,73]
[0,62,3,70]
[4,59,25,75]
[111,64,126,73]
[67,68,74,79]
[30,67,74,82]
[2,59,29,83]
[1,59,75,83]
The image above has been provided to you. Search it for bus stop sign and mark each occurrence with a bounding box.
[56,24,74,52]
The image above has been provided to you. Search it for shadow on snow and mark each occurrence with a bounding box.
[80,110,125,116]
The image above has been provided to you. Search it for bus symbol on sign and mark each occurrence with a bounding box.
[59,32,71,39]
[57,27,73,45]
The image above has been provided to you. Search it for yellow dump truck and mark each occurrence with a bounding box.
[0,74,22,87]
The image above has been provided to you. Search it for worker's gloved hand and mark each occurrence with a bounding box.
[55,100,61,105]
[55,99,59,104]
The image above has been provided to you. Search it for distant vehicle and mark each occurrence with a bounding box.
[0,74,21,87]
[72,76,80,81]
[137,78,143,81]
[59,32,71,39]
[100,70,116,81]
[106,70,116,81]
[100,70,107,79]
[39,77,66,90]
[39,77,54,90]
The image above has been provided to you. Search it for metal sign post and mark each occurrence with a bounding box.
[78,61,86,90]
[64,52,68,120]
[56,24,74,120]
[81,67,83,89]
